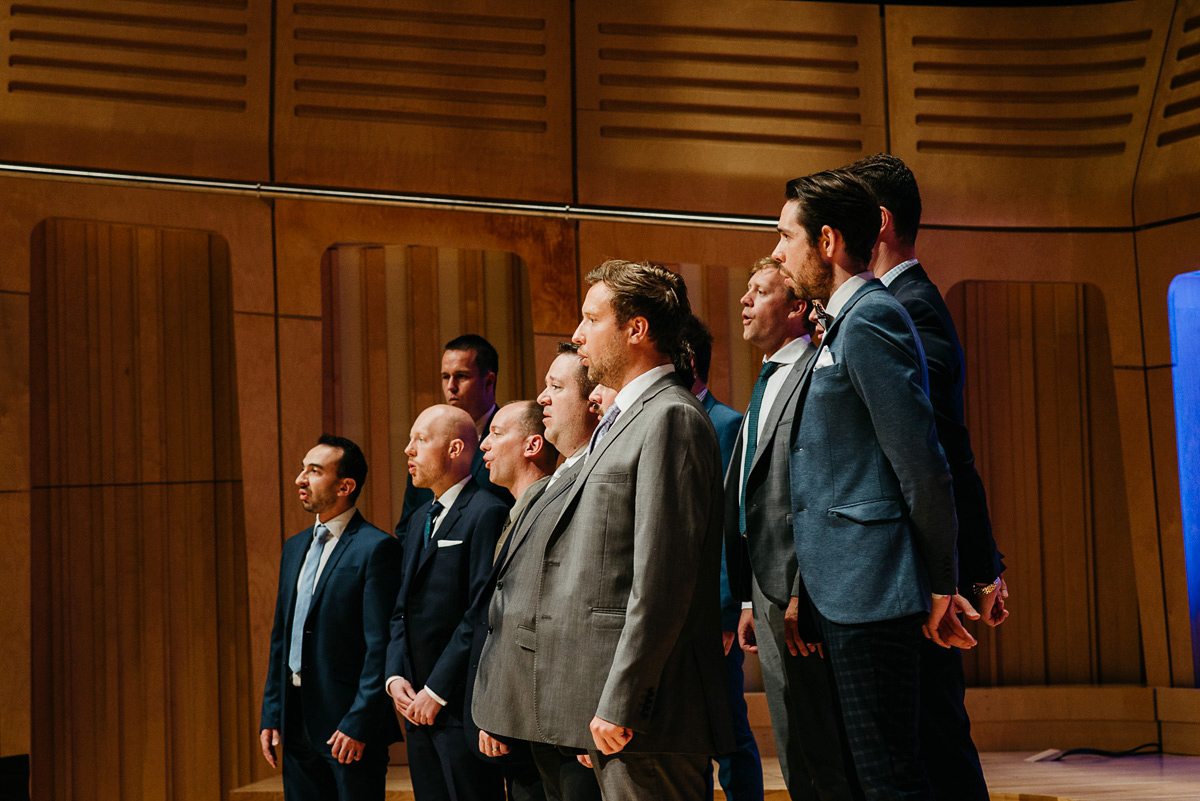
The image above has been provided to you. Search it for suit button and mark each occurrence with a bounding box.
[487,626,494,634]
[496,580,504,590]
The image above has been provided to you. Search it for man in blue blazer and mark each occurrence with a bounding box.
[772,170,959,800]
[848,153,1009,801]
[681,315,764,801]
[386,404,508,801]
[260,434,403,801]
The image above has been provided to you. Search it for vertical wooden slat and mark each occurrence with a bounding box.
[361,247,391,523]
[408,246,442,416]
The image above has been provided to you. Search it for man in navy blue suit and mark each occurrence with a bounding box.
[847,153,1009,801]
[680,315,764,801]
[260,434,403,801]
[386,404,508,801]
[772,170,960,800]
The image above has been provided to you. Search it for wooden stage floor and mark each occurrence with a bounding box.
[230,751,1200,800]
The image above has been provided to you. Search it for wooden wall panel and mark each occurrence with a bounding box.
[0,0,270,179]
[29,220,254,801]
[1135,0,1200,224]
[950,281,1142,686]
[575,0,886,216]
[966,686,1159,752]
[273,0,572,201]
[886,0,1173,228]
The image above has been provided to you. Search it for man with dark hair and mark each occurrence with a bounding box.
[260,435,403,801]
[727,258,860,801]
[386,404,508,801]
[682,315,764,801]
[397,335,514,534]
[475,344,603,801]
[847,153,1008,801]
[772,170,960,800]
[476,260,732,799]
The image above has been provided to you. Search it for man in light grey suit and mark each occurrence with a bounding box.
[479,260,733,799]
[772,170,959,800]
[726,257,861,801]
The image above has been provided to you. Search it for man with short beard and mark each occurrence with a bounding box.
[260,435,403,801]
[771,171,959,800]
[385,405,508,801]
[475,260,732,800]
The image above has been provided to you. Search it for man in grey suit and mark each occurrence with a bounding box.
[725,257,861,801]
[475,343,602,801]
[772,170,959,800]
[479,260,733,799]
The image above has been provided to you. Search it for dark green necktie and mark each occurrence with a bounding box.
[740,361,780,533]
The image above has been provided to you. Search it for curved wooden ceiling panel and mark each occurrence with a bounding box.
[1136,0,1200,224]
[0,0,270,180]
[886,0,1173,228]
[575,0,886,217]
[272,1,572,201]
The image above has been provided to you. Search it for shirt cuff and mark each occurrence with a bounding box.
[385,675,402,695]
[741,601,753,610]
[424,686,448,707]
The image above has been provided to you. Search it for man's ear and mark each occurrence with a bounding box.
[524,434,543,457]
[447,438,465,459]
[819,225,839,259]
[336,477,357,499]
[484,371,497,392]
[785,298,809,321]
[625,315,650,345]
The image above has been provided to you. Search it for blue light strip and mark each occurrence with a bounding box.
[1168,271,1200,685]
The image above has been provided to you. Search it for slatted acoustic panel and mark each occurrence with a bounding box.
[273,1,571,200]
[28,219,257,801]
[0,0,270,178]
[947,282,1144,692]
[885,0,1171,228]
[1136,0,1200,224]
[323,244,537,531]
[574,0,886,217]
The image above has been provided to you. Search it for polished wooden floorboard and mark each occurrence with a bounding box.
[229,752,1200,800]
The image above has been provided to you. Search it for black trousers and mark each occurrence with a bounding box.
[919,638,989,801]
[282,684,389,801]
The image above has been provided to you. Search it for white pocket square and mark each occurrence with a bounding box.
[814,347,835,370]
[437,539,463,548]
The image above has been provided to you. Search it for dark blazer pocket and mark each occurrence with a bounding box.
[827,498,905,524]
[589,606,627,630]
[515,625,536,652]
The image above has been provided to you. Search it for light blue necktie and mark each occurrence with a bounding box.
[588,403,621,458]
[288,524,330,675]
[740,361,780,534]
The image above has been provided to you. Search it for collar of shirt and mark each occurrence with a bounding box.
[474,404,498,440]
[614,363,676,415]
[878,258,920,288]
[434,475,471,512]
[694,386,709,403]
[315,505,357,540]
[766,334,812,366]
[548,447,584,486]
[824,270,875,320]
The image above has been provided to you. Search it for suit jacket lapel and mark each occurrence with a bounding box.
[308,512,360,612]
[281,528,312,630]
[747,345,815,478]
[416,480,476,574]
[796,281,882,403]
[499,460,584,576]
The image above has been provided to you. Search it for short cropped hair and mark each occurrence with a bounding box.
[845,153,922,245]
[556,341,597,400]
[444,334,499,378]
[585,260,691,359]
[751,256,799,302]
[317,433,367,504]
[784,170,880,267]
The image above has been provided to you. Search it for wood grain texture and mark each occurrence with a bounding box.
[886,0,1173,228]
[273,0,572,200]
[0,0,270,179]
[575,0,885,216]
[28,219,254,801]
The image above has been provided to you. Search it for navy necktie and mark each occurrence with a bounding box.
[288,524,331,675]
[740,361,781,533]
[423,501,444,547]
